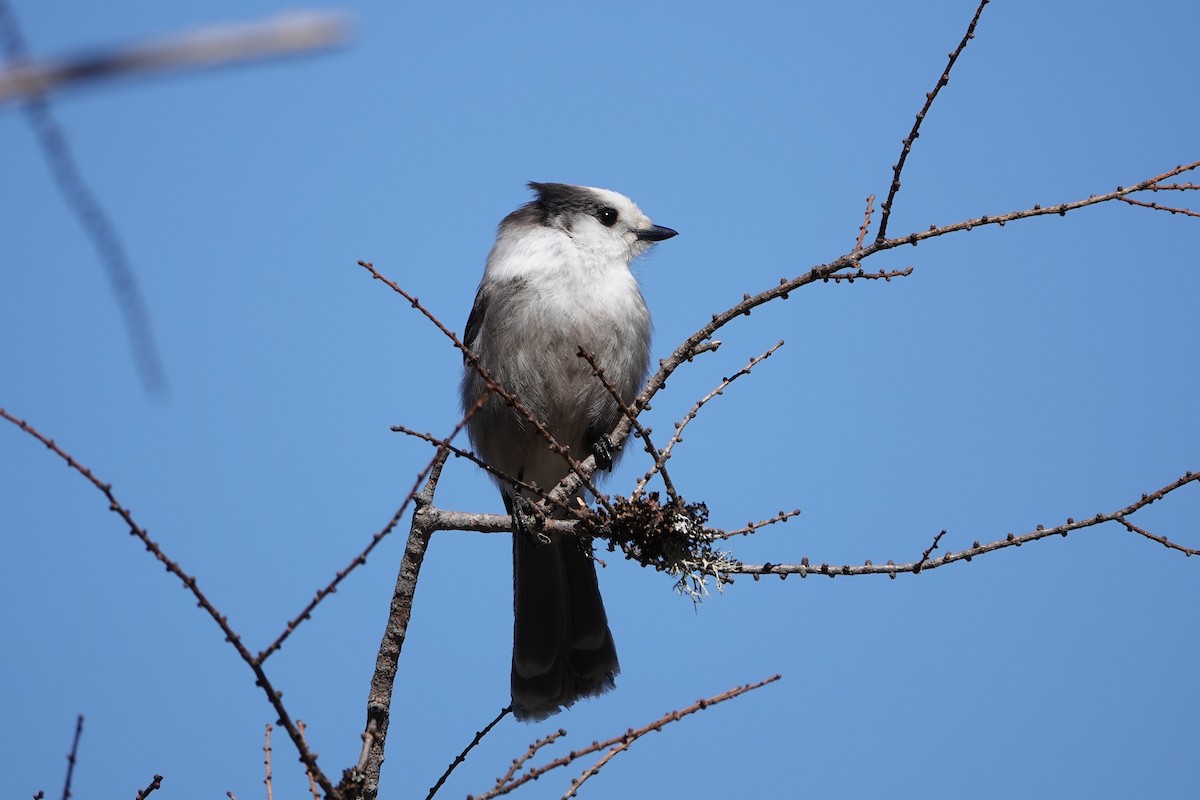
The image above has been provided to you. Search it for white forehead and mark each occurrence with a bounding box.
[583,186,651,224]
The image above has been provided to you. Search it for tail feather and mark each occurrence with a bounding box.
[511,532,619,722]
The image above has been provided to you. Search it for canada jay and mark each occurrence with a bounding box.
[460,182,677,721]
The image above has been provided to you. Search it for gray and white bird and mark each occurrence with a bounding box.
[460,182,677,721]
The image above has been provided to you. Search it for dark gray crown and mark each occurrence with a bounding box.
[526,182,610,226]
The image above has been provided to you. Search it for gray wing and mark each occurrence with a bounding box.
[462,285,489,365]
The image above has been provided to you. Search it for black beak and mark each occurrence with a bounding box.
[636,224,678,242]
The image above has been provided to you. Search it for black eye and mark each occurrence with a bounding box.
[598,207,619,227]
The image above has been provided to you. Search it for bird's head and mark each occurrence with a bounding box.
[527,182,677,265]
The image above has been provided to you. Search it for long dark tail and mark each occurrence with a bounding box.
[510,529,619,721]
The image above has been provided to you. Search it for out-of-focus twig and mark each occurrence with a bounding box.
[296,721,321,800]
[62,714,83,800]
[134,774,164,800]
[0,10,349,102]
[0,1,171,394]
[263,724,274,800]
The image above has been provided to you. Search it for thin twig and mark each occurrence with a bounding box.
[854,194,875,251]
[0,10,348,102]
[472,675,782,800]
[0,408,335,797]
[913,530,947,574]
[0,1,167,394]
[821,266,913,283]
[357,260,609,510]
[888,162,1200,248]
[1117,195,1200,218]
[134,775,163,800]
[61,715,83,800]
[258,390,493,663]
[480,729,569,800]
[733,470,1199,580]
[1114,515,1199,557]
[263,724,274,800]
[426,706,511,800]
[576,347,679,504]
[719,508,803,538]
[636,341,784,497]
[390,423,581,519]
[296,721,320,800]
[876,0,990,243]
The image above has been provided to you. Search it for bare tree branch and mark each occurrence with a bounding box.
[263,724,275,800]
[876,0,990,242]
[134,775,163,800]
[720,508,804,539]
[1117,194,1200,218]
[341,448,451,800]
[426,706,511,800]
[635,340,785,498]
[469,675,782,800]
[258,390,495,664]
[732,470,1199,580]
[357,259,611,512]
[0,408,337,797]
[855,193,875,250]
[296,721,320,800]
[538,158,1199,510]
[61,714,83,800]
[576,346,680,504]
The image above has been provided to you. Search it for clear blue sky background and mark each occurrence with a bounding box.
[3,2,1198,798]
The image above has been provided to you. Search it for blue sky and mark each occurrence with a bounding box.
[3,1,1198,798]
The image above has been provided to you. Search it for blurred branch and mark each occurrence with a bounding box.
[62,714,83,800]
[263,724,276,800]
[0,10,349,102]
[134,774,164,800]
[296,721,321,800]
[0,5,349,395]
[0,1,167,394]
